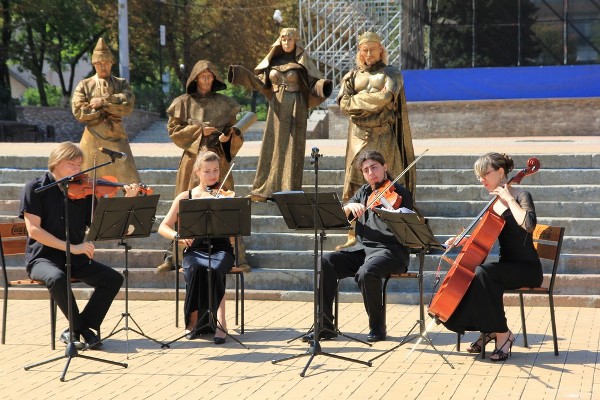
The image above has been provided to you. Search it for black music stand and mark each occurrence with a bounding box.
[24,159,128,381]
[162,197,249,349]
[88,195,167,355]
[271,191,372,376]
[367,209,453,368]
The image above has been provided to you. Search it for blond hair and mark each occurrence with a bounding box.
[356,42,389,70]
[48,142,84,172]
[192,150,220,173]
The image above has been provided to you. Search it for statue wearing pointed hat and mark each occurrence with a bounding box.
[228,27,333,201]
[335,31,416,250]
[72,37,140,183]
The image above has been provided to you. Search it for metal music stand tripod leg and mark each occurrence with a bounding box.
[367,210,454,368]
[270,152,371,377]
[88,195,167,355]
[284,230,372,348]
[24,170,128,381]
[368,249,453,368]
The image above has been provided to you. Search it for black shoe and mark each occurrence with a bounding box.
[80,328,103,349]
[366,330,386,342]
[301,329,337,342]
[60,329,85,350]
[214,328,227,344]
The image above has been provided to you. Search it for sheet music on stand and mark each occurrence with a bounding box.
[373,208,445,251]
[273,191,350,231]
[86,194,160,241]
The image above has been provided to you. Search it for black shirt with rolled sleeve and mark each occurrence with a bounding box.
[342,181,414,263]
[19,171,94,274]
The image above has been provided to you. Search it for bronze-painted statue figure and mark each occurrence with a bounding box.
[157,60,250,272]
[229,27,332,201]
[72,38,140,183]
[336,31,416,249]
[167,60,243,195]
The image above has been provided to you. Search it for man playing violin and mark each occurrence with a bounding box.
[306,150,414,343]
[19,142,141,349]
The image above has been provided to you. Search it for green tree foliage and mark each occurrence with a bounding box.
[8,0,110,106]
[20,84,63,106]
[0,0,16,119]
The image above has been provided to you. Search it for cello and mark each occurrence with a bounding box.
[428,157,540,323]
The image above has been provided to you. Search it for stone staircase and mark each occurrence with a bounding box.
[1,153,599,306]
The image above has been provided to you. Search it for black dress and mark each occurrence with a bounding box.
[442,191,543,334]
[181,190,234,331]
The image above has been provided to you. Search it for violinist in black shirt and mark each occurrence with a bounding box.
[306,150,414,343]
[19,142,140,349]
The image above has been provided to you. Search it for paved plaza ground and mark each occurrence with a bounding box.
[1,298,598,399]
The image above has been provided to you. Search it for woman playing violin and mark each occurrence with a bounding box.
[158,150,233,344]
[308,150,413,343]
[19,141,141,349]
[442,152,542,361]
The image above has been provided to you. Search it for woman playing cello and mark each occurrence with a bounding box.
[158,151,234,344]
[442,152,542,361]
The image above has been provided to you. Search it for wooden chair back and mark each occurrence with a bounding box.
[0,222,28,287]
[531,224,565,291]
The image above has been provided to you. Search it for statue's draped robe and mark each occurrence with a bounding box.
[338,62,416,201]
[72,74,140,183]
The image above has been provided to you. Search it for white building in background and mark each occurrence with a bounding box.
[8,58,92,101]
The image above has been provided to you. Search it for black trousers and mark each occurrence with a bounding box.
[322,249,407,334]
[29,258,123,333]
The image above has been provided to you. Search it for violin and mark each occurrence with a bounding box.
[367,180,402,210]
[204,187,235,198]
[67,174,153,200]
[348,149,428,223]
[428,157,541,323]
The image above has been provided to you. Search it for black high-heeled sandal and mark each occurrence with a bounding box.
[490,332,515,362]
[467,332,496,353]
[214,327,227,345]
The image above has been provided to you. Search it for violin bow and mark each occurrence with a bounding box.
[209,161,235,195]
[349,149,428,222]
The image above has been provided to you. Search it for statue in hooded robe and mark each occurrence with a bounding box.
[156,60,249,273]
[167,60,243,195]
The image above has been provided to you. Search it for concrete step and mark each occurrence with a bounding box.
[4,167,600,186]
[2,153,599,170]
[4,244,597,273]
[4,264,599,298]
[4,286,600,308]
[418,200,600,218]
[418,184,600,202]
[0,168,348,187]
[0,212,597,243]
[4,181,600,203]
[2,197,600,224]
